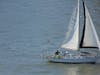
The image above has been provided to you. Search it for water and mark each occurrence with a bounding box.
[0,0,100,75]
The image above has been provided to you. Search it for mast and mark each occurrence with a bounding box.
[80,0,86,48]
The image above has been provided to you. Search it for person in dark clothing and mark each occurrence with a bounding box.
[55,50,60,55]
[54,50,61,59]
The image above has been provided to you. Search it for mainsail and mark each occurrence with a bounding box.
[80,5,100,49]
[61,0,100,50]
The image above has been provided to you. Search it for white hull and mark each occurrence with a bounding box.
[48,57,96,64]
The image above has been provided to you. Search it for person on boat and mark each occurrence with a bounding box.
[54,50,61,59]
[55,50,60,55]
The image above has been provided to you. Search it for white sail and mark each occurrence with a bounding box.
[82,6,100,49]
[61,0,100,50]
[61,0,80,50]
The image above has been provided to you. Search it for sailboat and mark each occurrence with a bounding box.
[47,0,100,64]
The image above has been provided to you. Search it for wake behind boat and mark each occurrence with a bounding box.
[47,0,100,64]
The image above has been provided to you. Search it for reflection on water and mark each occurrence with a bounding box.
[47,63,100,75]
[62,65,79,75]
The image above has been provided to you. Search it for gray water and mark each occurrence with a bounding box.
[0,0,100,75]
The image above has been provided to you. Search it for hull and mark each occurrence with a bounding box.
[48,57,96,64]
[47,49,98,64]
